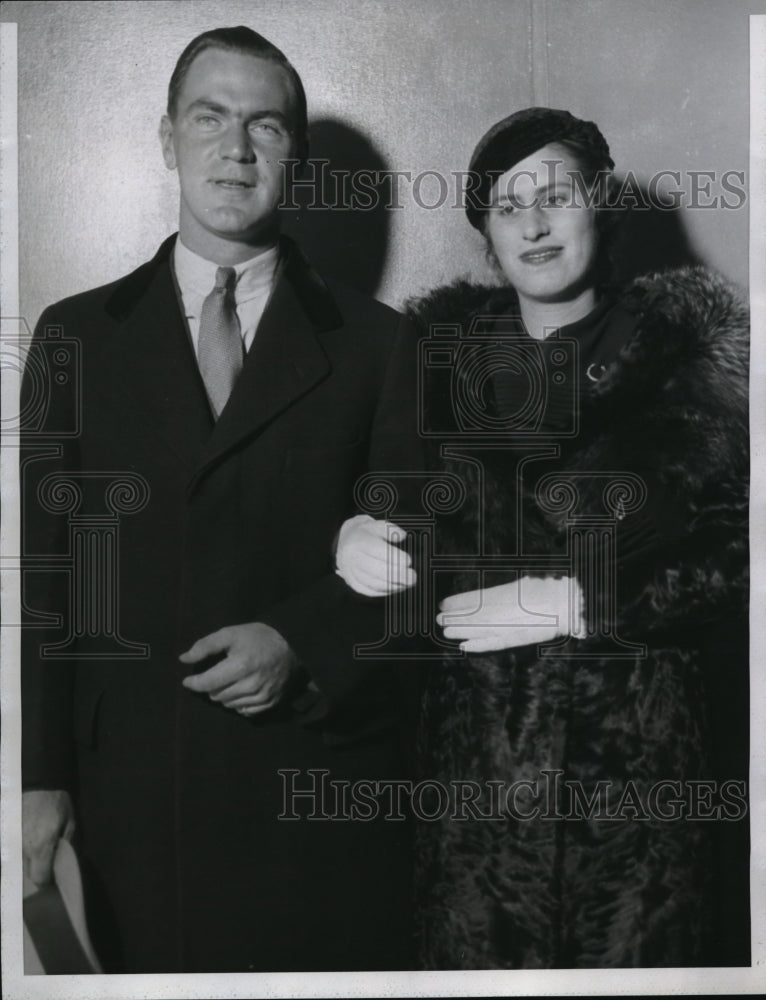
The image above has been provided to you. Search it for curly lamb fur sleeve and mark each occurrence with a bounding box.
[569,267,749,639]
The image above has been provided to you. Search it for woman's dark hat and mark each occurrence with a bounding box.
[465,107,613,230]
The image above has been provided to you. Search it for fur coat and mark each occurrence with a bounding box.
[407,267,749,968]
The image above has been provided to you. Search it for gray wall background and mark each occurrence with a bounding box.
[2,0,758,328]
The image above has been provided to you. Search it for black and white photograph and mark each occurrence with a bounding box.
[0,1,764,997]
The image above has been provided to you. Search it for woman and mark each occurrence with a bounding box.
[336,108,749,968]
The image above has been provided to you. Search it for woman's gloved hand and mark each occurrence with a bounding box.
[335,514,416,596]
[437,575,584,652]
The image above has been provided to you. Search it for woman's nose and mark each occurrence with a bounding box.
[220,123,255,162]
[521,204,550,240]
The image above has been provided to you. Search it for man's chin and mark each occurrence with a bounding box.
[202,210,281,246]
[207,206,275,236]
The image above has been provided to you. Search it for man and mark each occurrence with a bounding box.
[21,26,420,973]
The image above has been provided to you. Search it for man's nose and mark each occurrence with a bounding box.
[220,122,256,162]
[521,204,550,240]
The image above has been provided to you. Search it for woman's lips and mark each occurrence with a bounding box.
[520,247,563,264]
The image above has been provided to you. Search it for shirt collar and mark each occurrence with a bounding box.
[173,236,280,309]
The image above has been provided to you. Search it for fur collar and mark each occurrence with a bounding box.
[408,267,749,494]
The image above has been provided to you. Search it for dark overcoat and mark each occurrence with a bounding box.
[21,234,423,972]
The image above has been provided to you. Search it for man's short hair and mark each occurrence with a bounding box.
[167,25,308,162]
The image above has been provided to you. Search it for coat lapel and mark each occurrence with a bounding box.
[188,238,341,489]
[105,235,213,474]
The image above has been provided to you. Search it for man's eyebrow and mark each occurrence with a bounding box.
[184,99,229,115]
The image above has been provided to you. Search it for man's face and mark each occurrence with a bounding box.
[160,48,299,261]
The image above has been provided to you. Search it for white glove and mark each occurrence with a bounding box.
[437,575,584,653]
[335,514,416,597]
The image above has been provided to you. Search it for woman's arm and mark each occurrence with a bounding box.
[335,514,415,595]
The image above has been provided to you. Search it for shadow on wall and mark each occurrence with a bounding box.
[612,177,703,285]
[282,117,391,297]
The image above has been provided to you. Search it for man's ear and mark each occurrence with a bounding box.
[159,116,176,170]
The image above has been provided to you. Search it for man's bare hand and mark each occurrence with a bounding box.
[180,622,301,716]
[22,789,75,886]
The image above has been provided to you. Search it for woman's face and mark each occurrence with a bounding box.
[485,142,599,307]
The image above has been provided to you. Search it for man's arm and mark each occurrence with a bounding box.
[182,313,425,728]
[20,306,81,880]
[258,312,424,722]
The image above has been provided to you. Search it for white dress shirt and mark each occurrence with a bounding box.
[173,237,281,357]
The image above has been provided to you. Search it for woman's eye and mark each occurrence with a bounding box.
[498,204,515,215]
[542,194,567,207]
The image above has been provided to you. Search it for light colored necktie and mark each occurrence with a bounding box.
[197,266,244,418]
